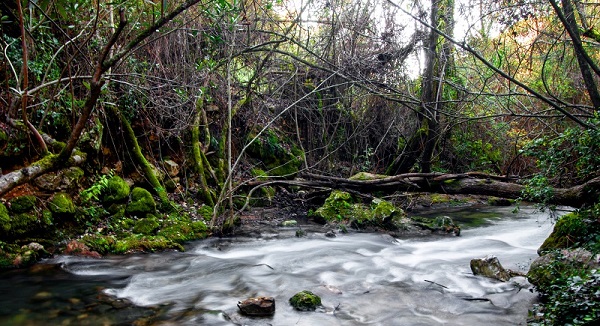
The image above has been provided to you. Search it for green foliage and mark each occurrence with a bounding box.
[81,172,113,203]
[521,115,600,188]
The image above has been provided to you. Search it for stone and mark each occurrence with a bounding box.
[63,240,101,258]
[528,248,600,289]
[126,187,156,215]
[470,255,511,282]
[48,192,76,216]
[289,290,321,311]
[325,230,336,237]
[0,203,10,233]
[281,220,297,227]
[163,160,180,177]
[34,167,84,191]
[102,175,131,204]
[8,195,37,213]
[237,296,275,316]
[132,215,160,235]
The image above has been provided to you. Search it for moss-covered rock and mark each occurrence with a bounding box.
[0,242,49,268]
[314,190,355,222]
[538,212,590,254]
[126,187,156,215]
[133,215,160,235]
[9,213,40,237]
[8,195,37,213]
[314,192,406,230]
[102,175,131,204]
[198,205,213,221]
[528,248,600,291]
[114,235,184,254]
[48,193,76,216]
[289,290,321,311]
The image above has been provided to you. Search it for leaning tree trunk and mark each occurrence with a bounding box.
[109,106,170,205]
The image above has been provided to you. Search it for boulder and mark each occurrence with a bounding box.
[126,187,156,215]
[48,192,76,216]
[237,296,275,316]
[102,175,131,204]
[289,290,321,311]
[8,195,37,213]
[163,160,180,177]
[34,167,84,191]
[528,248,600,290]
[470,255,511,282]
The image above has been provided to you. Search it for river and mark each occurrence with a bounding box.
[0,205,560,325]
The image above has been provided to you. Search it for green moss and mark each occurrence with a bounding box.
[289,290,321,311]
[0,203,10,233]
[132,215,160,235]
[10,213,39,236]
[81,234,117,255]
[198,205,213,221]
[8,195,37,213]
[113,235,184,254]
[126,187,156,215]
[538,212,588,254]
[157,217,208,243]
[102,176,131,204]
[48,193,76,216]
[348,172,387,180]
[315,190,354,222]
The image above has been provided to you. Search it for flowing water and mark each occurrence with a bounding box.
[0,206,562,325]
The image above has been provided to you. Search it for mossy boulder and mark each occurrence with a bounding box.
[314,190,355,222]
[314,191,405,229]
[528,248,600,291]
[114,235,184,254]
[126,187,156,215]
[102,175,131,204]
[289,290,321,311]
[133,215,160,235]
[48,193,76,216]
[8,195,37,213]
[9,213,40,237]
[537,212,591,254]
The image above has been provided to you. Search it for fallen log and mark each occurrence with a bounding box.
[246,173,600,208]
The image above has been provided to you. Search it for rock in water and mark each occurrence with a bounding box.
[289,290,322,311]
[470,255,511,282]
[237,296,275,316]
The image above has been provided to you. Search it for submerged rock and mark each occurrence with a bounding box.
[470,255,511,282]
[238,296,275,316]
[289,290,321,311]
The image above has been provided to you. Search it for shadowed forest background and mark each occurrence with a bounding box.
[1,0,600,324]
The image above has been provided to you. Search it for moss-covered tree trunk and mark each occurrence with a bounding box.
[109,106,170,206]
[191,93,216,206]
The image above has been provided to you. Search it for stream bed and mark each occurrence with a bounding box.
[0,206,561,325]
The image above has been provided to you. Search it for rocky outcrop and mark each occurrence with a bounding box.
[528,248,600,290]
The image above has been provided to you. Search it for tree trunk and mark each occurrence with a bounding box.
[109,106,170,205]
